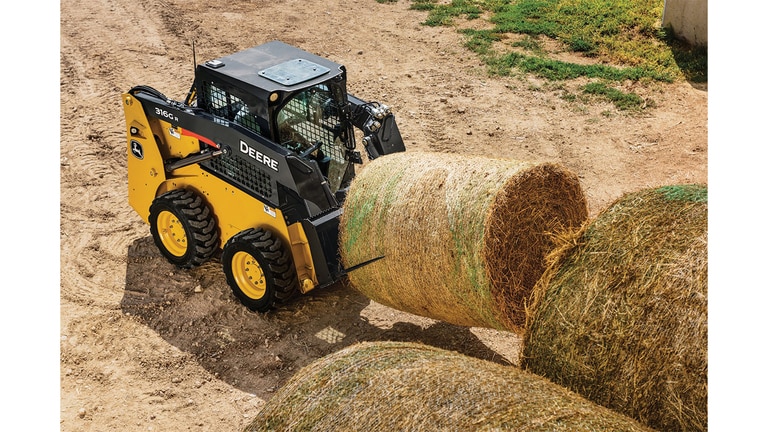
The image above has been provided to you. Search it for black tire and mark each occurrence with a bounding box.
[148,189,219,268]
[221,228,299,312]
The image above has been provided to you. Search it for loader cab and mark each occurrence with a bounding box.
[190,41,356,192]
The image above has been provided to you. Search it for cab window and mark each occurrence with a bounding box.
[202,82,261,135]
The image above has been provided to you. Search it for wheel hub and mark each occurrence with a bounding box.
[157,210,187,257]
[231,251,267,299]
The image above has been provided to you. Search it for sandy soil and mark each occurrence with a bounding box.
[55,0,706,430]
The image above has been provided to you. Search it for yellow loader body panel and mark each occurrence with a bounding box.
[122,93,319,290]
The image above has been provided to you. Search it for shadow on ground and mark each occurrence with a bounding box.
[121,237,515,399]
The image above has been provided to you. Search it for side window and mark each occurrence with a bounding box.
[232,94,261,135]
[206,83,228,115]
[203,82,261,135]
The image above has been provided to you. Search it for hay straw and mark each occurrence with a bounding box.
[245,341,655,432]
[339,151,588,333]
[522,184,708,432]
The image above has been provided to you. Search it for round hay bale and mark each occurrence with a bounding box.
[522,184,708,432]
[246,341,654,432]
[339,151,588,333]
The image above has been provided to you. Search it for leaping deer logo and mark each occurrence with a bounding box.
[130,140,144,160]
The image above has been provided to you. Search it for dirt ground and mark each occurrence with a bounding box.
[56,0,707,430]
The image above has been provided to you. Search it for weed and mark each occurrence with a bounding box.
[561,91,577,103]
[511,35,545,54]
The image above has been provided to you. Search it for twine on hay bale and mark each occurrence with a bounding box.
[245,341,654,432]
[522,184,708,432]
[339,151,588,333]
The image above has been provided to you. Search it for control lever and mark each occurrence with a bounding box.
[299,141,323,158]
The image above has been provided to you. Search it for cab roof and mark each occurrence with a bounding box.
[197,40,346,93]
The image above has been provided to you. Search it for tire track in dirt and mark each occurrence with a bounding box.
[60,0,205,307]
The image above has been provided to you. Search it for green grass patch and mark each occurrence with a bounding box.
[581,82,645,110]
[409,0,707,85]
[410,0,484,26]
[486,52,673,82]
[410,0,437,11]
[460,28,501,56]
[511,35,546,55]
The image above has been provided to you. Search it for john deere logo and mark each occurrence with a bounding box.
[130,140,144,160]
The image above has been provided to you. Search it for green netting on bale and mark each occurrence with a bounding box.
[339,151,588,333]
[522,184,708,432]
[245,341,656,432]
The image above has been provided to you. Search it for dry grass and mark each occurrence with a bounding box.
[522,184,708,432]
[246,341,655,432]
[340,151,588,333]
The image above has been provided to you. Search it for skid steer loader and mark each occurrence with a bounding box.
[122,40,405,312]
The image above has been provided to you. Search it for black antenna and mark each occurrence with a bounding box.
[185,40,198,106]
[192,40,197,70]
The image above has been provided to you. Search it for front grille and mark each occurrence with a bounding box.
[207,154,273,199]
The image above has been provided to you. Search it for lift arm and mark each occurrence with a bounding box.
[346,94,406,160]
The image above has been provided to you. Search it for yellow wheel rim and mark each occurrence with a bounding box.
[157,210,187,257]
[231,251,267,300]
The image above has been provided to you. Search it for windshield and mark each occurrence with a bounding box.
[275,83,350,192]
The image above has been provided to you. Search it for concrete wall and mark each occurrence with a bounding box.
[662,0,708,46]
